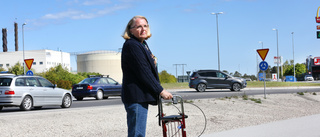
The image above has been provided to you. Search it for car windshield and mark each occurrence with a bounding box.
[0,78,12,86]
[79,78,99,84]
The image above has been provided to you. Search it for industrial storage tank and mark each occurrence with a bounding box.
[77,50,122,83]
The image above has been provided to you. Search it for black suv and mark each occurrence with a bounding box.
[189,70,247,92]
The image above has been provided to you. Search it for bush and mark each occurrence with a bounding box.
[159,70,176,83]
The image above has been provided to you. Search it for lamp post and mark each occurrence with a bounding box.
[22,23,27,75]
[211,12,223,70]
[259,41,263,49]
[292,32,295,81]
[272,28,279,81]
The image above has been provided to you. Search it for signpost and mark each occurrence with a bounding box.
[316,6,320,38]
[257,48,269,99]
[24,59,34,76]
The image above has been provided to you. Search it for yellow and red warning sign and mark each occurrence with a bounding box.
[257,48,269,61]
[316,6,320,23]
[24,59,34,70]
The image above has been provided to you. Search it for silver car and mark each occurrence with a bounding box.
[304,75,314,81]
[0,75,72,111]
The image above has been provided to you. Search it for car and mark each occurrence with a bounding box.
[304,75,314,81]
[72,75,121,100]
[0,75,72,111]
[261,78,272,81]
[189,70,247,92]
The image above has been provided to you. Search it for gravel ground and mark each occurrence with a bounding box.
[1,92,320,137]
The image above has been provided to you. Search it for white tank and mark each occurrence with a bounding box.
[77,50,122,83]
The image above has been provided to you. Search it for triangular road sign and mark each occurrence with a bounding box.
[257,49,269,61]
[24,59,34,70]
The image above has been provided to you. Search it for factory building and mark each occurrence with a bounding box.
[0,49,70,73]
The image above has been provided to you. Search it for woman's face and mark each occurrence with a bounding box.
[130,18,149,42]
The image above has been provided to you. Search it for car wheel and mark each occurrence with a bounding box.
[20,96,33,111]
[96,90,103,100]
[0,106,3,111]
[76,97,83,101]
[61,94,72,108]
[196,83,206,92]
[231,83,241,91]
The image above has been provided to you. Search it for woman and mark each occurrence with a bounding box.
[121,15,173,137]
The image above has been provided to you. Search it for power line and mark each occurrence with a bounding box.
[173,64,187,78]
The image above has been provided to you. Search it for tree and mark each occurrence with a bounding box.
[233,71,242,77]
[159,70,176,83]
[222,70,229,75]
[8,62,24,75]
[39,65,85,89]
[0,67,6,72]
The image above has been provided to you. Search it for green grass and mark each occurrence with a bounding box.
[246,81,320,87]
[161,81,320,89]
[161,82,189,89]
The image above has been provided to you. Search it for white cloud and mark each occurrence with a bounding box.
[97,4,131,15]
[42,10,82,20]
[82,0,111,6]
[42,4,131,20]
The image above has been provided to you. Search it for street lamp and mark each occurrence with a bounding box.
[259,41,263,49]
[272,28,279,81]
[211,12,223,70]
[292,32,295,81]
[22,23,26,75]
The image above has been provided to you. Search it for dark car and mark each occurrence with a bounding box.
[189,70,247,92]
[72,75,121,100]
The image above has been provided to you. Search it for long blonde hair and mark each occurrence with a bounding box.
[122,15,152,40]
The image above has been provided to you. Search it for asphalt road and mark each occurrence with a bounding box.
[1,86,320,113]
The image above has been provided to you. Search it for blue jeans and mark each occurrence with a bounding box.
[124,103,149,137]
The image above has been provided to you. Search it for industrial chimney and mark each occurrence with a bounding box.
[2,28,7,52]
[14,22,18,51]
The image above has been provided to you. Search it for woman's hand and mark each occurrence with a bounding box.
[160,90,173,100]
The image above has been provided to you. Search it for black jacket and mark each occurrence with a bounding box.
[121,37,163,105]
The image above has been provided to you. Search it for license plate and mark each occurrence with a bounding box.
[76,87,83,89]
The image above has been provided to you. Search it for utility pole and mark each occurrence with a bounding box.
[173,64,187,82]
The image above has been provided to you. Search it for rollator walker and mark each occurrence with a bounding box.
[158,95,188,137]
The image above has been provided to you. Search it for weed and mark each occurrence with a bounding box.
[242,94,248,100]
[184,100,194,103]
[297,92,304,95]
[165,102,173,106]
[250,98,262,103]
[232,96,239,99]
[313,92,317,95]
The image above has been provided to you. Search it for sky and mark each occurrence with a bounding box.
[1,0,320,77]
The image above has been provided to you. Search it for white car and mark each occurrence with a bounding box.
[0,75,72,111]
[304,75,314,81]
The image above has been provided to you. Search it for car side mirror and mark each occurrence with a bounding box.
[115,82,119,85]
[53,84,57,89]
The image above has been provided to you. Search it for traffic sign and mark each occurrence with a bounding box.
[24,59,34,70]
[317,25,320,30]
[317,31,320,39]
[26,70,33,76]
[257,48,269,61]
[316,6,320,23]
[259,61,268,71]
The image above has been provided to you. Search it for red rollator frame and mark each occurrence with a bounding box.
[158,95,188,137]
